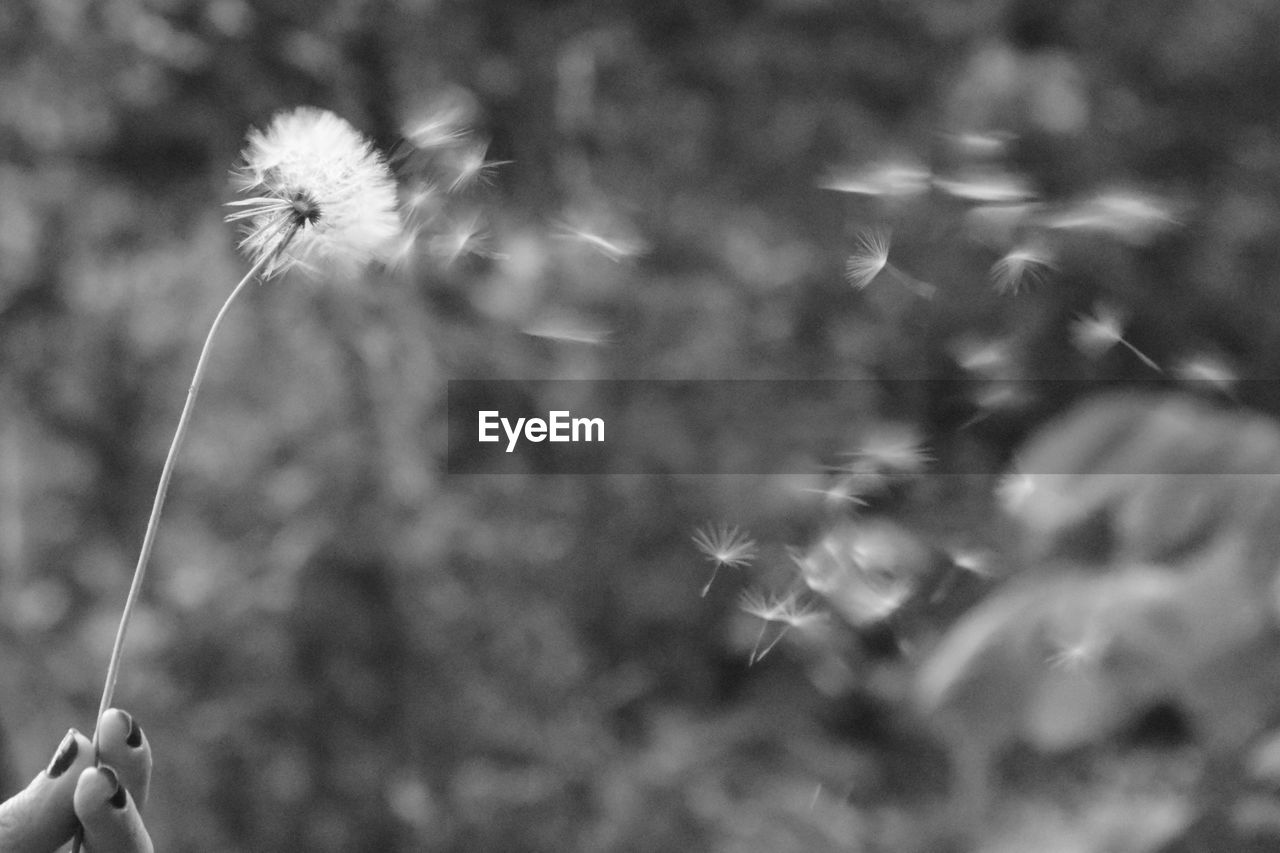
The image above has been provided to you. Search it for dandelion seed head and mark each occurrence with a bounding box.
[228,106,402,277]
[845,228,891,290]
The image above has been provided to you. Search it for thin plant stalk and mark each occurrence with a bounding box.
[72,237,289,852]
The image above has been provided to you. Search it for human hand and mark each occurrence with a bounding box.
[0,709,153,852]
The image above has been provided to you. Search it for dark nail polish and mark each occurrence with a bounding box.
[120,711,142,748]
[100,766,127,810]
[47,730,78,778]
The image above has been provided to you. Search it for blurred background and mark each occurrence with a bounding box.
[4,0,1280,850]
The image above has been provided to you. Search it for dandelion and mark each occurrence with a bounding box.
[76,108,403,852]
[1070,301,1161,372]
[845,228,935,298]
[225,106,402,278]
[692,522,758,596]
[991,244,1055,295]
[739,588,821,663]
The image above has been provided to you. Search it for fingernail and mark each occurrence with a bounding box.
[99,765,127,810]
[47,729,78,778]
[119,710,142,748]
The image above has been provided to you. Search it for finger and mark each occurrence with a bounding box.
[74,766,153,853]
[95,710,151,810]
[0,728,94,853]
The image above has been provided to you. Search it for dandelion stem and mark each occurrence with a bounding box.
[72,240,286,853]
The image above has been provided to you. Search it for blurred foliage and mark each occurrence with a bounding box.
[3,0,1280,851]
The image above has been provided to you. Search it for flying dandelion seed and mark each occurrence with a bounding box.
[402,112,469,150]
[844,228,891,290]
[991,245,1055,295]
[951,335,1014,378]
[553,224,648,262]
[933,169,1036,204]
[429,215,489,265]
[226,106,402,277]
[942,130,1016,159]
[1042,188,1181,245]
[818,161,932,198]
[848,424,932,477]
[1047,624,1111,672]
[522,315,612,345]
[1070,302,1161,371]
[447,140,509,193]
[692,523,758,596]
[844,228,935,298]
[1173,353,1239,396]
[738,588,820,663]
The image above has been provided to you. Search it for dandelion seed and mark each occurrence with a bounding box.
[1047,624,1110,672]
[447,139,509,193]
[951,335,1012,376]
[948,547,995,578]
[692,523,758,596]
[403,112,468,150]
[844,228,891,290]
[933,169,1036,204]
[1173,353,1238,396]
[553,224,647,262]
[844,228,936,298]
[798,474,873,509]
[1042,188,1181,245]
[943,130,1016,159]
[227,106,402,277]
[429,214,489,265]
[818,161,932,198]
[991,244,1055,295]
[739,588,821,663]
[847,423,931,477]
[1070,302,1161,371]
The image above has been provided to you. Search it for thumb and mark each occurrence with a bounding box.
[74,766,152,853]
